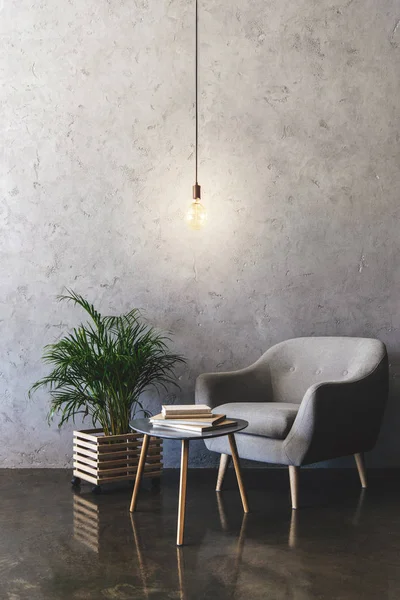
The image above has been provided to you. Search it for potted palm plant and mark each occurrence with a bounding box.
[30,290,185,492]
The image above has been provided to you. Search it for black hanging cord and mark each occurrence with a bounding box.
[195,0,198,185]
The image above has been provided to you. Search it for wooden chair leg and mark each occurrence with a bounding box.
[216,453,230,492]
[354,453,367,488]
[289,466,299,510]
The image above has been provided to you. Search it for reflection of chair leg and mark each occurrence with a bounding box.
[288,509,298,549]
[130,513,150,598]
[216,490,229,531]
[176,547,186,600]
[352,488,366,526]
[289,466,299,509]
[228,434,249,513]
[216,454,230,491]
[354,453,367,488]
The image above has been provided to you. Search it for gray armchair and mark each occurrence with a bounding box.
[195,337,389,509]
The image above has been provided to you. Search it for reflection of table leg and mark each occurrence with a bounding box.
[177,439,189,546]
[216,454,230,491]
[216,491,229,532]
[130,513,150,598]
[130,434,150,512]
[228,434,249,514]
[131,510,187,598]
[176,547,186,600]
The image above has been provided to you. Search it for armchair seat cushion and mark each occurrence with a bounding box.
[213,402,299,440]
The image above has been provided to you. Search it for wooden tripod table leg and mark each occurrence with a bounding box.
[177,439,189,546]
[130,433,150,512]
[228,433,249,514]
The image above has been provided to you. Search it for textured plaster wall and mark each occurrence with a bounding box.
[1,0,400,468]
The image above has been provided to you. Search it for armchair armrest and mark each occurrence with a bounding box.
[195,363,272,410]
[283,353,389,466]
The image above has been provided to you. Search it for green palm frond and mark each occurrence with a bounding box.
[29,290,185,435]
[57,289,103,329]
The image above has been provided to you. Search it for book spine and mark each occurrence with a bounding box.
[162,407,211,414]
[150,415,226,426]
[152,424,204,433]
[161,414,212,420]
[162,409,211,414]
[152,426,203,435]
[162,414,211,419]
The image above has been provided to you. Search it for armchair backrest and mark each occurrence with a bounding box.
[257,337,387,404]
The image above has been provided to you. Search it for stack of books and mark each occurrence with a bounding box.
[150,404,237,434]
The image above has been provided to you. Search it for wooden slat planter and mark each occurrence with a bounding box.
[73,429,162,487]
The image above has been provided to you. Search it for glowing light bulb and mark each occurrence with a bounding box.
[187,199,207,230]
[187,184,206,230]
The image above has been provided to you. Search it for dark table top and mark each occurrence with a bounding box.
[129,418,248,441]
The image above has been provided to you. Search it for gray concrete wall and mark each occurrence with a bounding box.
[1,1,400,468]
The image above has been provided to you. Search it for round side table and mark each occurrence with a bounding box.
[129,418,249,546]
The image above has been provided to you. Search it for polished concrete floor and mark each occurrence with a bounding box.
[1,468,400,599]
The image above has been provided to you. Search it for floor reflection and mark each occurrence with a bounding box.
[73,485,367,558]
[288,487,367,549]
[0,468,396,600]
[352,488,366,526]
[73,495,102,553]
[71,478,373,599]
[128,495,249,600]
[129,512,151,598]
[129,511,193,600]
[216,490,248,554]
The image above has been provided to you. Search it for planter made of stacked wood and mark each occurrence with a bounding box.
[73,429,162,491]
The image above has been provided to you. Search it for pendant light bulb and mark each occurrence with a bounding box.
[187,184,207,230]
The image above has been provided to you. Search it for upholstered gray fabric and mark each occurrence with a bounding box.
[205,432,287,465]
[213,402,299,440]
[196,337,389,467]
